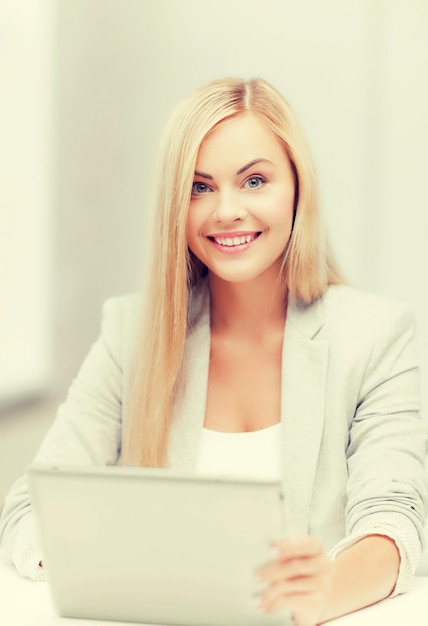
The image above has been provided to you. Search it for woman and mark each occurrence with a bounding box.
[1,78,427,626]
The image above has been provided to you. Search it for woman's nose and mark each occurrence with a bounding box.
[212,191,247,223]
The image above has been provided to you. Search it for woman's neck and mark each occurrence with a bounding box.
[208,271,288,337]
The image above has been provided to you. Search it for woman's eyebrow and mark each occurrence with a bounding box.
[236,158,274,175]
[194,158,274,180]
[194,170,213,180]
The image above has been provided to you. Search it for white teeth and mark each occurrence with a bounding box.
[214,234,257,246]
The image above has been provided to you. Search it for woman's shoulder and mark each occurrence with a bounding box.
[96,293,143,364]
[99,293,142,333]
[102,292,142,319]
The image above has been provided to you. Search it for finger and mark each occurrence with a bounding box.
[257,554,325,585]
[261,566,329,600]
[258,592,321,626]
[273,536,324,562]
[259,536,323,574]
[256,553,331,584]
[258,577,328,615]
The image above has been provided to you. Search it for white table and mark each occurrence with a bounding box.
[1,554,427,626]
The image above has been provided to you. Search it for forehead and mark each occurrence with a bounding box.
[195,112,286,167]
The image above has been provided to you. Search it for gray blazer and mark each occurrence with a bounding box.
[1,282,427,592]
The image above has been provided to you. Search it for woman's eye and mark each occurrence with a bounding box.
[192,182,211,195]
[244,176,265,189]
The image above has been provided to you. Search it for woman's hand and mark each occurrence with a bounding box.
[255,536,334,626]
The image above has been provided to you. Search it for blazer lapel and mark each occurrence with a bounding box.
[280,296,329,535]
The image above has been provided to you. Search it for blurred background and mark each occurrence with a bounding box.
[1,0,427,507]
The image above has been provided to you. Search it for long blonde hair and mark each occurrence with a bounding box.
[121,78,342,467]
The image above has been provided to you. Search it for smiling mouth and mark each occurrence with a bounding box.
[208,232,262,247]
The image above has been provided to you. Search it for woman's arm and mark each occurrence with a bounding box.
[0,296,129,579]
[323,534,399,621]
[257,533,400,626]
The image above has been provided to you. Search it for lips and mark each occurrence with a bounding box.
[208,232,261,247]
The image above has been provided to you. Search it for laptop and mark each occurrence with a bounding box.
[28,464,293,626]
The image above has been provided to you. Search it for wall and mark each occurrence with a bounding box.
[0,0,54,404]
[376,0,428,415]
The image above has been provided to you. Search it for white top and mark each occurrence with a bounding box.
[196,423,282,479]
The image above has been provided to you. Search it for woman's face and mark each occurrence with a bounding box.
[186,112,296,285]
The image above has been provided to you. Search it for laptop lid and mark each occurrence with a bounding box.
[28,464,292,626]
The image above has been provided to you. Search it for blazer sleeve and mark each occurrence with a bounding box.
[0,297,125,580]
[331,301,428,595]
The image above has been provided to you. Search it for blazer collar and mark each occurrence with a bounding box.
[280,295,329,534]
[287,293,325,340]
[169,283,329,535]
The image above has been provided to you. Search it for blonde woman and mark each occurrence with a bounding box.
[1,78,427,626]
